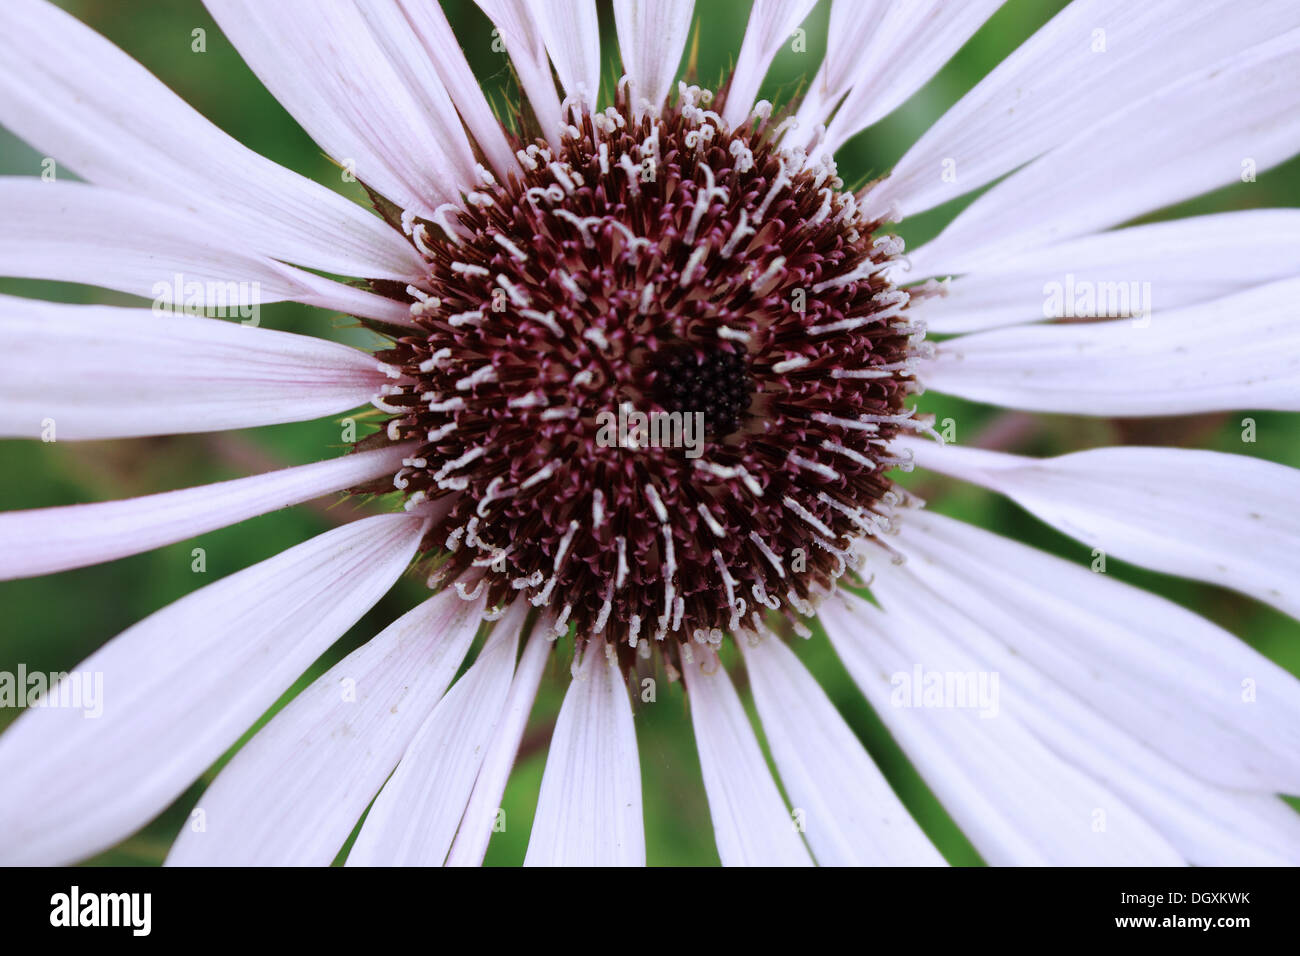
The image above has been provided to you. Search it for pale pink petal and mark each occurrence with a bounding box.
[395,0,519,177]
[682,652,813,866]
[205,0,476,217]
[0,296,389,440]
[822,592,1185,865]
[0,178,412,326]
[862,578,1300,866]
[529,0,602,110]
[909,209,1300,334]
[790,0,889,142]
[740,635,945,865]
[921,278,1300,416]
[816,0,1002,154]
[904,26,1300,276]
[166,589,485,866]
[0,0,421,280]
[901,439,1300,621]
[614,0,695,116]
[346,599,526,866]
[476,0,565,142]
[0,513,425,866]
[354,2,499,182]
[445,617,552,867]
[722,0,818,129]
[864,0,1300,223]
[866,509,1300,794]
[0,443,416,581]
[524,642,644,866]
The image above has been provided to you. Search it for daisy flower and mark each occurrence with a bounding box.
[1,0,1299,867]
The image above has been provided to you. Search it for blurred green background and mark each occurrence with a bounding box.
[1,0,1297,866]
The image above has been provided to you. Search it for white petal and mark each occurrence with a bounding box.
[682,652,813,866]
[0,443,415,581]
[0,513,425,866]
[0,178,413,326]
[0,0,421,280]
[476,0,565,142]
[529,0,602,110]
[524,642,645,865]
[166,589,484,866]
[822,591,1185,865]
[445,617,552,867]
[0,296,388,441]
[789,0,889,143]
[864,0,1300,223]
[395,0,519,178]
[910,209,1300,334]
[722,0,819,129]
[740,634,945,865]
[347,600,525,866]
[869,509,1300,794]
[902,439,1300,621]
[613,0,696,116]
[921,278,1300,417]
[205,0,476,217]
[816,0,1002,154]
[854,571,1300,865]
[905,26,1300,276]
[354,1,502,182]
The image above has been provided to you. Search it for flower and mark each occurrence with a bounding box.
[1,0,1298,867]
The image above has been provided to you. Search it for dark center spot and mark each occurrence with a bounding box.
[653,346,754,438]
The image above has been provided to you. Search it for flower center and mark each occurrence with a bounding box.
[369,82,923,655]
